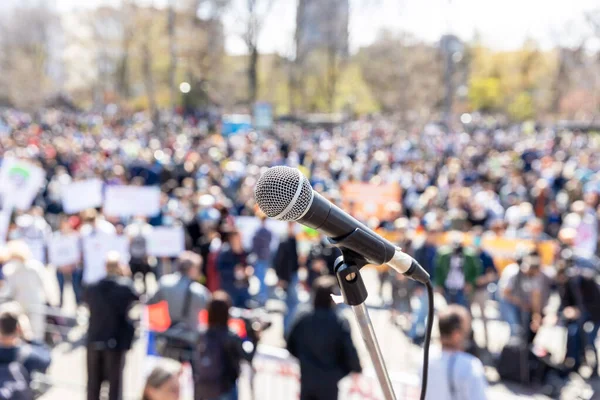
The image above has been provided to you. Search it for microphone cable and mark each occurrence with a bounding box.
[419,281,435,400]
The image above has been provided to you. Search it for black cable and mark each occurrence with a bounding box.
[420,281,435,400]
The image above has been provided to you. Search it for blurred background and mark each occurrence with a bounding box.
[0,0,598,122]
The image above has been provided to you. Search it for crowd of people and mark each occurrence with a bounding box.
[0,106,599,399]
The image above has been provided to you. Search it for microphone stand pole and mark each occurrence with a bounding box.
[335,249,396,400]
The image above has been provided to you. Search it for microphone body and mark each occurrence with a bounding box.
[254,167,430,283]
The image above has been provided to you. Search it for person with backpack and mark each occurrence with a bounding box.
[149,252,211,362]
[286,276,362,400]
[149,252,211,330]
[125,216,154,294]
[193,291,251,400]
[420,305,487,400]
[0,305,51,400]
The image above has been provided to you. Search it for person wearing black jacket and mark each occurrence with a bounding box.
[194,291,251,400]
[0,306,51,396]
[85,252,139,400]
[286,276,362,400]
[273,222,300,332]
[305,235,342,287]
[558,260,600,375]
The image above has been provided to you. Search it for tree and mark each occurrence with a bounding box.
[233,0,274,106]
[468,77,501,112]
[0,4,60,109]
[358,31,443,119]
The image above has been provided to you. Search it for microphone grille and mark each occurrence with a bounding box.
[254,166,313,221]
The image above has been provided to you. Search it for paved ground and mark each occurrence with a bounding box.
[35,267,600,400]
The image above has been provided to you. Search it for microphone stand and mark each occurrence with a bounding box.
[334,248,396,400]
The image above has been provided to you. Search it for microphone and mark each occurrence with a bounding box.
[254,166,430,283]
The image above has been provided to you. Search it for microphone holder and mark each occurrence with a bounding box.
[334,248,396,400]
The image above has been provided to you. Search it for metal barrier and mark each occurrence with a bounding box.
[146,345,420,400]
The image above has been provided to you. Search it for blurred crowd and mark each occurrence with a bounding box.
[0,107,600,399]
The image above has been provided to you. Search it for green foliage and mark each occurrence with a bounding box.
[468,77,501,112]
[507,92,535,121]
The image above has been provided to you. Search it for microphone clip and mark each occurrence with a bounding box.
[334,249,369,306]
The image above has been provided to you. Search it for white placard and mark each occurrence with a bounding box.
[235,216,297,252]
[104,186,161,217]
[48,234,81,268]
[0,158,46,211]
[575,213,598,257]
[62,179,103,214]
[146,226,185,257]
[83,234,130,284]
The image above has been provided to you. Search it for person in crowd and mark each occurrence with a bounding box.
[556,253,600,376]
[286,276,362,400]
[273,221,300,332]
[305,235,341,287]
[250,215,272,306]
[193,290,251,400]
[408,224,440,344]
[470,227,497,350]
[1,241,48,343]
[142,364,181,400]
[149,251,211,329]
[10,208,52,263]
[125,216,154,293]
[79,209,117,236]
[420,305,487,400]
[0,305,51,397]
[434,232,481,308]
[389,220,414,326]
[85,251,139,400]
[217,231,251,308]
[53,215,83,308]
[499,249,549,342]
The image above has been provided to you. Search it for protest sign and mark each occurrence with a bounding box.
[436,232,556,273]
[48,234,81,268]
[340,182,402,220]
[574,213,598,256]
[82,234,130,284]
[235,217,297,251]
[253,102,273,130]
[62,179,103,214]
[0,158,46,210]
[104,186,161,217]
[146,226,185,257]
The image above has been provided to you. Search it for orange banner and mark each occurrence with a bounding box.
[340,182,402,220]
[439,233,557,273]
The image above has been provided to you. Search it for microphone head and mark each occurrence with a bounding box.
[254,166,314,221]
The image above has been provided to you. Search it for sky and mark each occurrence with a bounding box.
[43,0,600,54]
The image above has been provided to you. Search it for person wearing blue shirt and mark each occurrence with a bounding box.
[408,225,440,344]
[251,216,272,306]
[471,228,497,351]
[420,305,488,400]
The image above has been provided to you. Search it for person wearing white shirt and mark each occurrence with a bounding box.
[79,209,117,237]
[420,305,488,400]
[1,241,49,342]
